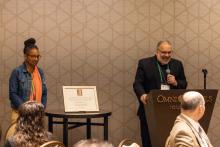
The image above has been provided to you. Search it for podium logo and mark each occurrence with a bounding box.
[157,95,214,103]
[204,96,213,103]
[157,95,182,103]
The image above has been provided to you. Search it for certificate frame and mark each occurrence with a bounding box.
[63,86,99,112]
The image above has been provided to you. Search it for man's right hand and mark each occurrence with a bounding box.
[140,94,149,105]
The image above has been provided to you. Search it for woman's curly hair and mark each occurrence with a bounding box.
[12,101,49,147]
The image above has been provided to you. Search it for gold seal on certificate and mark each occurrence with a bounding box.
[63,86,99,112]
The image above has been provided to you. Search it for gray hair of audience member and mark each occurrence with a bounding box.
[73,139,114,147]
[12,101,49,147]
[181,91,205,111]
[156,40,172,50]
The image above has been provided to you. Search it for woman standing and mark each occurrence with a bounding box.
[9,38,47,123]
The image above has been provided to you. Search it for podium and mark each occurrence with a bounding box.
[145,89,218,147]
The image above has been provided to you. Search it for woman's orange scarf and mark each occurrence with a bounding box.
[29,66,42,103]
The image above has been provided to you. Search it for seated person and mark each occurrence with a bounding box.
[5,101,52,147]
[74,139,114,147]
[165,91,213,147]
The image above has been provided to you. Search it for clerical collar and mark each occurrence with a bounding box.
[154,55,169,67]
[157,60,168,68]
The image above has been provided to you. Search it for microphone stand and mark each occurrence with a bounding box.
[202,69,208,89]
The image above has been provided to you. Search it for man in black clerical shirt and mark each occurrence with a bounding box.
[133,40,187,147]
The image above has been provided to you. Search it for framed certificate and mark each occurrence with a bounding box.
[63,86,99,112]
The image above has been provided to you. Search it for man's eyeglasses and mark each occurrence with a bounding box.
[28,55,41,59]
[158,49,172,55]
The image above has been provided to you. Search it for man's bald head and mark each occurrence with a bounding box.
[181,91,205,111]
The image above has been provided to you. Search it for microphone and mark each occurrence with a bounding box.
[166,68,171,84]
[202,69,208,89]
[166,68,171,74]
[202,69,208,76]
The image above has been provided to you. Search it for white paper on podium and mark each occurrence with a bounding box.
[63,86,99,112]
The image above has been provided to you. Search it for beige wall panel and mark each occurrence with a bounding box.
[1,0,220,146]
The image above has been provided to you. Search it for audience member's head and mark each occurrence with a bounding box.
[74,139,114,147]
[11,101,49,147]
[181,91,205,121]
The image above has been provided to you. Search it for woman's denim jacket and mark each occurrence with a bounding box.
[9,63,47,109]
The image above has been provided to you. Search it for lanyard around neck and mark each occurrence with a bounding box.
[157,62,169,83]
